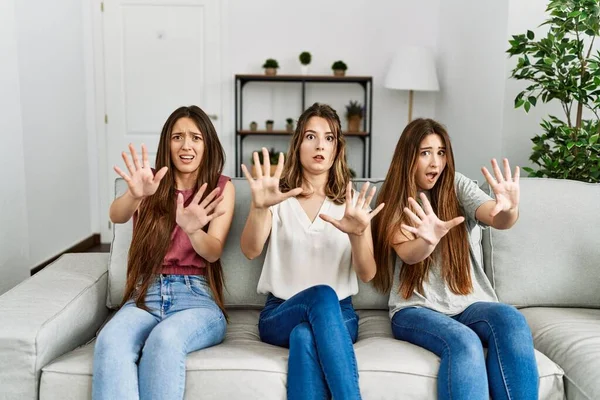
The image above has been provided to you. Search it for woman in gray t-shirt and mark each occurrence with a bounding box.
[372,118,538,400]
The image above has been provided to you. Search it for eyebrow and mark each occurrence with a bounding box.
[420,146,446,150]
[172,131,202,136]
[304,129,334,135]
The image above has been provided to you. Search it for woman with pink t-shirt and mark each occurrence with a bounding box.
[92,106,235,400]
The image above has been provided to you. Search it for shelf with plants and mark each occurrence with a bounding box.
[234,60,373,177]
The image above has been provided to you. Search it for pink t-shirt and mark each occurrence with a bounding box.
[133,175,230,275]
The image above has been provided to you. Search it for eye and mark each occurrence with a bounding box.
[420,150,431,156]
[438,150,446,156]
[306,133,315,140]
[326,135,335,142]
[172,135,181,140]
[193,135,203,141]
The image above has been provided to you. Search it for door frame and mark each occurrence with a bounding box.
[90,0,226,243]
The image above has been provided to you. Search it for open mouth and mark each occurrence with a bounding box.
[313,155,325,162]
[426,172,438,181]
[179,155,195,164]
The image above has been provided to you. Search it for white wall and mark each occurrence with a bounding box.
[435,0,509,180]
[0,0,30,294]
[0,0,93,294]
[221,0,441,178]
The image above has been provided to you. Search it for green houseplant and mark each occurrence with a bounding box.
[345,100,364,132]
[262,59,279,76]
[286,118,294,132]
[265,119,274,131]
[299,51,311,75]
[507,0,600,183]
[251,147,280,176]
[331,60,348,77]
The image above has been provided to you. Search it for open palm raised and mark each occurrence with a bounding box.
[320,182,385,236]
[176,183,225,235]
[241,148,303,209]
[481,158,520,217]
[402,193,464,246]
[113,143,168,200]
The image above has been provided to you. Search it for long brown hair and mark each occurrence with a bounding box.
[280,103,351,204]
[122,105,228,316]
[371,118,471,298]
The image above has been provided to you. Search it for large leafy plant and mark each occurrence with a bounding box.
[507,0,600,182]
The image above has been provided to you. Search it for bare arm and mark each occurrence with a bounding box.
[239,149,302,260]
[476,201,519,230]
[392,231,437,265]
[476,158,520,230]
[187,181,236,263]
[240,205,272,260]
[109,191,143,224]
[349,223,377,282]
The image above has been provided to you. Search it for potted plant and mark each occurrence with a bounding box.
[286,118,294,132]
[262,59,279,76]
[331,60,348,77]
[299,51,312,75]
[265,119,274,131]
[249,121,258,132]
[345,100,364,132]
[507,0,600,183]
[251,147,280,177]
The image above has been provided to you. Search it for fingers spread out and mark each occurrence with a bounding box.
[114,165,131,182]
[408,197,426,219]
[252,152,263,179]
[200,187,221,209]
[192,183,208,205]
[283,187,303,201]
[154,166,168,183]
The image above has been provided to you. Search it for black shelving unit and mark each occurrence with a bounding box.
[234,74,373,177]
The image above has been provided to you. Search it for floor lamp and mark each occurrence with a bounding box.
[384,47,439,122]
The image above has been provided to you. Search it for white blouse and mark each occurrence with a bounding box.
[256,196,359,300]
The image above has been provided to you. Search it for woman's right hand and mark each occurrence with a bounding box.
[401,192,465,245]
[240,148,302,209]
[113,143,168,200]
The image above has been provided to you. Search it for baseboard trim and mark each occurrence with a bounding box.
[30,234,101,276]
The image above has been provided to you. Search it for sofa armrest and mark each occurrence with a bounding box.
[0,253,109,400]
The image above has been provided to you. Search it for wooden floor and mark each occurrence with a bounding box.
[84,243,111,253]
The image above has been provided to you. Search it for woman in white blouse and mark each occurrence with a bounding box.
[240,103,384,400]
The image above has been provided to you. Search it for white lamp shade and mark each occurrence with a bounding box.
[384,47,439,92]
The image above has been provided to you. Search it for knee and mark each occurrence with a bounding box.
[449,329,484,363]
[305,285,338,306]
[487,303,530,333]
[143,324,182,354]
[95,324,134,362]
[289,323,316,354]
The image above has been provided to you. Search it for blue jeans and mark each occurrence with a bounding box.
[92,275,226,400]
[259,285,361,400]
[391,302,538,400]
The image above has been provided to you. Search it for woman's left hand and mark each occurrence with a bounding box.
[176,183,225,235]
[482,158,520,217]
[320,182,385,236]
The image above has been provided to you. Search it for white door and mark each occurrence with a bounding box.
[101,0,221,240]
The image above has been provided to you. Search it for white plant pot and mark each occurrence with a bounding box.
[301,65,309,75]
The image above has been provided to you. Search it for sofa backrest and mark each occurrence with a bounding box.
[482,177,600,308]
[107,177,485,310]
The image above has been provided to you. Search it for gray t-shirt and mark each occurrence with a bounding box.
[388,172,498,317]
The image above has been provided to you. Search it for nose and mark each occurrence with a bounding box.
[430,154,440,167]
[316,137,326,151]
[182,135,192,150]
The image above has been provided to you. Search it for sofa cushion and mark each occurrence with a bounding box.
[482,178,600,308]
[41,310,564,399]
[522,307,600,400]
